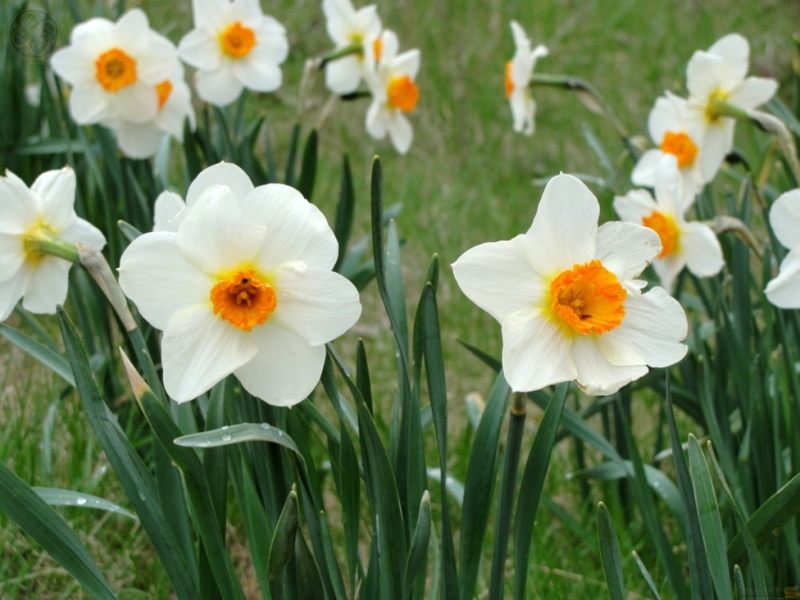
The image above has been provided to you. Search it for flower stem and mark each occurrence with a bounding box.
[319,43,362,68]
[488,392,527,600]
[24,231,79,263]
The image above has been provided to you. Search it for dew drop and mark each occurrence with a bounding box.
[261,423,271,430]
[221,425,229,430]
[76,497,87,505]
[222,434,232,441]
[278,431,283,437]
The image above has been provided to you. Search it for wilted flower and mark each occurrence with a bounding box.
[322,0,382,94]
[452,174,687,395]
[616,156,724,293]
[765,189,800,308]
[119,166,362,405]
[0,167,106,321]
[505,20,548,136]
[364,30,420,154]
[178,0,289,107]
[686,34,778,181]
[632,93,705,203]
[50,9,179,126]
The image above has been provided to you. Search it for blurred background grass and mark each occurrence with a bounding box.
[2,0,799,596]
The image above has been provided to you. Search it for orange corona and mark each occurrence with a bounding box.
[642,210,679,259]
[387,76,419,112]
[550,260,626,335]
[210,269,277,331]
[156,80,173,110]
[504,62,514,98]
[219,22,256,59]
[372,37,382,62]
[659,131,698,168]
[95,48,137,92]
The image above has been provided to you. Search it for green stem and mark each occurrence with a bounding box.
[488,392,527,600]
[319,43,362,69]
[24,231,79,263]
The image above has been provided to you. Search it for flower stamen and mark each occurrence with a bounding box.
[549,260,626,335]
[95,48,138,92]
[659,131,698,168]
[219,22,256,59]
[210,269,277,331]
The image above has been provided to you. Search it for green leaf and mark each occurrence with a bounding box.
[118,219,143,243]
[456,339,503,372]
[597,502,626,600]
[631,551,660,600]
[57,308,200,600]
[0,324,74,386]
[512,383,568,600]
[295,525,325,600]
[0,460,116,600]
[268,490,299,600]
[688,434,732,600]
[296,129,318,200]
[459,371,510,600]
[284,123,300,187]
[15,138,83,155]
[334,155,356,271]
[404,491,432,599]
[33,487,137,520]
[174,422,302,457]
[734,565,746,600]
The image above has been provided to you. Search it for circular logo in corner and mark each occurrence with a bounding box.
[9,8,59,61]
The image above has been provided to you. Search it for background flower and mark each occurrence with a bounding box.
[765,189,800,308]
[505,20,548,136]
[322,0,382,94]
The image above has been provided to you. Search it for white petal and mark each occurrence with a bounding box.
[393,50,420,80]
[115,120,165,158]
[525,174,598,276]
[652,253,686,294]
[325,56,362,95]
[153,191,187,232]
[765,249,800,309]
[119,232,211,330]
[271,263,361,345]
[195,66,244,106]
[230,0,264,24]
[571,335,648,396]
[0,172,41,234]
[186,162,254,208]
[162,305,257,402]
[112,82,159,124]
[597,287,688,368]
[68,84,111,124]
[21,257,71,314]
[595,222,661,282]
[452,235,547,323]
[178,28,222,70]
[241,184,338,271]
[614,189,659,225]
[698,120,735,182]
[386,111,413,155]
[0,233,25,281]
[687,52,723,102]
[631,150,663,188]
[251,20,289,65]
[509,21,531,53]
[366,101,387,139]
[770,190,800,250]
[136,33,179,85]
[681,222,724,278]
[191,0,229,29]
[501,310,577,392]
[707,33,749,90]
[234,324,325,406]
[113,9,150,56]
[31,167,77,232]
[49,47,95,87]
[510,91,534,136]
[379,30,399,62]
[232,55,282,92]
[647,94,686,144]
[727,77,778,111]
[0,263,31,321]
[323,0,357,41]
[59,218,106,251]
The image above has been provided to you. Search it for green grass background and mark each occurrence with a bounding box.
[2,0,800,597]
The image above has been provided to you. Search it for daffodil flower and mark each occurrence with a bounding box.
[364,30,420,155]
[0,167,106,321]
[686,34,778,181]
[119,169,362,405]
[452,174,687,395]
[505,20,548,136]
[104,65,196,159]
[632,92,705,204]
[616,156,724,293]
[765,189,800,308]
[50,9,179,126]
[322,0,382,95]
[178,0,288,107]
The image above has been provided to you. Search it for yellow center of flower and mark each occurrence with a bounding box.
[387,76,419,112]
[504,61,514,99]
[219,22,256,59]
[210,269,277,331]
[373,37,382,62]
[705,89,728,123]
[549,260,627,335]
[95,48,137,92]
[641,210,680,259]
[156,80,173,110]
[659,131,698,168]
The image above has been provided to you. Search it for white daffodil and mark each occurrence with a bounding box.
[178,0,288,107]
[364,30,420,155]
[0,167,106,321]
[104,65,196,159]
[452,174,687,396]
[119,169,362,405]
[686,33,778,181]
[765,189,800,308]
[505,20,548,136]
[632,93,705,203]
[50,9,179,125]
[322,0,382,95]
[616,156,724,293]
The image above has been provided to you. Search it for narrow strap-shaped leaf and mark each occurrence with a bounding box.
[631,551,660,600]
[0,460,117,599]
[0,324,74,386]
[33,487,137,520]
[295,525,325,600]
[688,434,733,600]
[174,423,301,456]
[733,565,746,600]
[404,491,432,599]
[296,128,318,200]
[334,154,355,270]
[268,490,299,600]
[284,123,300,187]
[597,502,626,600]
[512,383,568,600]
[459,371,510,600]
[204,382,228,538]
[317,512,349,600]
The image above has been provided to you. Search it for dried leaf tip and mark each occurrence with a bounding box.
[120,348,152,402]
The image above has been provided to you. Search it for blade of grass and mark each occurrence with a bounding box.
[597,502,626,600]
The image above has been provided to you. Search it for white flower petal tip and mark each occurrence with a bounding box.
[0,168,105,321]
[765,190,800,309]
[178,0,289,106]
[506,21,546,136]
[119,168,361,406]
[453,174,687,395]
